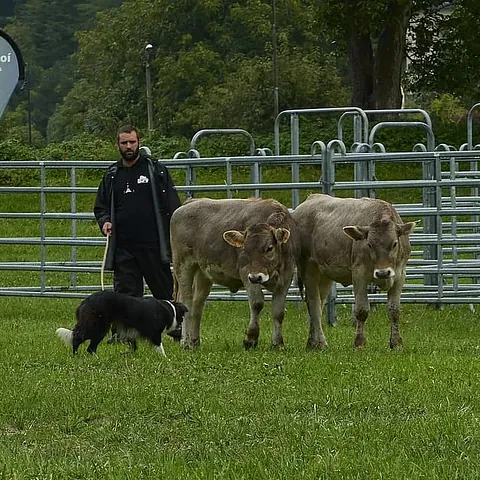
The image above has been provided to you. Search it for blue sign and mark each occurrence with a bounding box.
[0,30,24,119]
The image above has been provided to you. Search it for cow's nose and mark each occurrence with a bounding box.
[374,268,395,279]
[248,273,269,284]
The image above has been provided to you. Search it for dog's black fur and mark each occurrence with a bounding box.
[56,291,188,355]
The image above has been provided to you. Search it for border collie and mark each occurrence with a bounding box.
[55,291,188,356]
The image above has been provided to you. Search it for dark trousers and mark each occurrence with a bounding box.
[113,246,174,300]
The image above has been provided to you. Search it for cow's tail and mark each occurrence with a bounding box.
[56,328,73,346]
[297,274,305,301]
[172,272,180,302]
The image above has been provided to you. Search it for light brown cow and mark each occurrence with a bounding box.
[170,198,300,349]
[292,194,415,349]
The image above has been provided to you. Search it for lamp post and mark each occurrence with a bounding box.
[272,0,279,119]
[144,43,154,131]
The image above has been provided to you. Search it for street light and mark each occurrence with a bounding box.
[144,43,154,131]
[272,0,279,119]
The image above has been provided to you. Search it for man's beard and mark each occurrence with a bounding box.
[120,146,139,162]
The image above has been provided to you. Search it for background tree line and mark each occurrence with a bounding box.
[0,0,478,150]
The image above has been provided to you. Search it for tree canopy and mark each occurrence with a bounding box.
[0,0,477,146]
[407,0,480,107]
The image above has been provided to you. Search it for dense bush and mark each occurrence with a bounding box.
[0,117,474,165]
[0,135,118,161]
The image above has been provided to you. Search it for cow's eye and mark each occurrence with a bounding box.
[393,240,398,248]
[266,245,274,254]
[367,242,373,250]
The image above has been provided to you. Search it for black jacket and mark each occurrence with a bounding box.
[94,152,181,269]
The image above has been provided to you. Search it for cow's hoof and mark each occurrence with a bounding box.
[181,338,200,350]
[243,339,258,350]
[354,335,366,349]
[390,337,403,349]
[271,342,285,350]
[306,341,328,350]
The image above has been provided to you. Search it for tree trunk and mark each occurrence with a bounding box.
[347,0,413,109]
[347,28,375,108]
[373,1,413,108]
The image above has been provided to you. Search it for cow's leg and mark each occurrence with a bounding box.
[244,285,264,349]
[182,268,212,349]
[305,267,329,349]
[176,263,198,349]
[175,262,193,306]
[387,271,405,349]
[270,284,290,349]
[352,277,370,348]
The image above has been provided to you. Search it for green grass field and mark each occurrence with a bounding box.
[1,158,479,478]
[1,297,479,479]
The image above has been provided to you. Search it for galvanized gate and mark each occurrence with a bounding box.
[1,104,480,316]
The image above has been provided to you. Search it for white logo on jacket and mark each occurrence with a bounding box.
[137,175,149,184]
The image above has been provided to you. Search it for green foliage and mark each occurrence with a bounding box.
[0,1,14,24]
[41,134,117,161]
[49,0,349,139]
[0,113,472,167]
[0,135,117,161]
[407,0,480,107]
[1,0,124,139]
[141,133,190,159]
[0,138,38,160]
[175,52,349,136]
[0,104,45,147]
[430,94,467,125]
[2,0,478,145]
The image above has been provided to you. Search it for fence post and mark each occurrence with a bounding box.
[40,162,46,292]
[70,166,77,289]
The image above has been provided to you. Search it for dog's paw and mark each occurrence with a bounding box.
[167,328,182,343]
[155,344,167,357]
[106,334,118,344]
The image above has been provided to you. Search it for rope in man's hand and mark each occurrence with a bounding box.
[101,233,110,291]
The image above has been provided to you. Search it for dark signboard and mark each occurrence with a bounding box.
[0,30,24,119]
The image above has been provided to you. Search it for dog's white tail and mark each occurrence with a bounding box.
[56,328,73,346]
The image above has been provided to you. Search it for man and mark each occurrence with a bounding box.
[94,125,182,338]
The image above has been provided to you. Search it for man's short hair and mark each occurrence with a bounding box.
[117,125,141,142]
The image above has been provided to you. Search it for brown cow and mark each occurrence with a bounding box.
[292,194,415,349]
[170,198,299,349]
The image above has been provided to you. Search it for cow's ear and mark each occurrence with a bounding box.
[266,211,286,226]
[397,221,416,236]
[223,230,245,248]
[275,228,290,244]
[343,225,368,241]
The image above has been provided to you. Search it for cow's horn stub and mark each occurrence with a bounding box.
[266,211,286,226]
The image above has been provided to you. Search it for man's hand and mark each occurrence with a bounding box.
[102,222,113,236]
